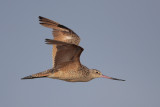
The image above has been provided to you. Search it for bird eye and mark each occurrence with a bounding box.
[96,72,99,74]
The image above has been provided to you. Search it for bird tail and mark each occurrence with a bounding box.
[21,68,54,79]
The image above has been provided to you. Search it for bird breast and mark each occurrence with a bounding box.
[48,66,91,82]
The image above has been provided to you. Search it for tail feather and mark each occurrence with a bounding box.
[21,68,54,80]
[21,75,47,80]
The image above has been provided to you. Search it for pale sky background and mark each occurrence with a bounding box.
[0,0,160,107]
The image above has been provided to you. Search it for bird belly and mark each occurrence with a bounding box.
[48,70,91,82]
[64,78,91,82]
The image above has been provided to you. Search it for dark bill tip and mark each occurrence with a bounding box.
[111,77,125,81]
[101,75,125,81]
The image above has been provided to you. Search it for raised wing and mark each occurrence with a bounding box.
[39,16,80,45]
[39,16,80,68]
[45,39,83,70]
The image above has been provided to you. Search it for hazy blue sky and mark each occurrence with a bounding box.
[0,0,160,107]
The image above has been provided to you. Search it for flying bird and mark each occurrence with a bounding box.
[39,16,80,67]
[21,16,125,82]
[22,39,125,82]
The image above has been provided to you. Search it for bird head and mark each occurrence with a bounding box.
[90,69,102,78]
[90,69,125,81]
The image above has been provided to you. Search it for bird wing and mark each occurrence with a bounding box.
[39,16,80,43]
[39,16,80,68]
[45,39,83,70]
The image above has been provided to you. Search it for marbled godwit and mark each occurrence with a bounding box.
[39,16,80,67]
[22,39,125,82]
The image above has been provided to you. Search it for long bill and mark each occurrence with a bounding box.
[101,75,125,81]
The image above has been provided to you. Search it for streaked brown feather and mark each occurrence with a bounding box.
[39,16,80,68]
[45,39,83,70]
[39,16,78,36]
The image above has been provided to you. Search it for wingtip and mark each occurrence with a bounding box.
[39,16,43,19]
[45,39,69,45]
[39,16,45,22]
[45,38,51,44]
[45,38,50,41]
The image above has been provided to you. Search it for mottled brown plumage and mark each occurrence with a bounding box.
[39,16,80,67]
[21,16,125,82]
[22,40,125,82]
